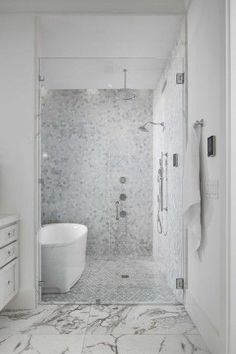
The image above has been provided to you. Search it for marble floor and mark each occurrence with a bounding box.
[42,257,178,304]
[0,304,211,353]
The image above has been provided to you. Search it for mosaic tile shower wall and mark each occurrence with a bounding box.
[41,90,153,258]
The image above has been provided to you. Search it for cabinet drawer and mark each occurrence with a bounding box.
[0,259,19,311]
[0,242,18,268]
[0,224,18,248]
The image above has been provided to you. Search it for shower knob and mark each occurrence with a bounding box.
[120,193,127,201]
[120,210,127,218]
[119,177,126,184]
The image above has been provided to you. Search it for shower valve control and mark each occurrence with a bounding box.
[176,278,184,290]
[120,194,127,201]
[120,177,126,184]
[120,210,127,218]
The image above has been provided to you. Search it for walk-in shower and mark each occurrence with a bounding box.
[41,88,171,304]
[38,15,186,306]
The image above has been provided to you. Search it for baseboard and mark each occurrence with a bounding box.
[5,288,36,310]
[185,290,221,354]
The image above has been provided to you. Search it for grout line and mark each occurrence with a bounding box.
[81,304,93,351]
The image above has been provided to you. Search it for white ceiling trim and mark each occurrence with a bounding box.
[0,0,187,14]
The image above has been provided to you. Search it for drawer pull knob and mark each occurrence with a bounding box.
[8,250,11,256]
[8,280,11,285]
[8,232,11,237]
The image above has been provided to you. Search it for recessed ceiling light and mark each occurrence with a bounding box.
[108,84,113,88]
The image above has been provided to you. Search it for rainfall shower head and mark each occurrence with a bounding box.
[116,69,136,101]
[139,121,165,132]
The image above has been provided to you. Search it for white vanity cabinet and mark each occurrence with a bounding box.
[0,215,19,311]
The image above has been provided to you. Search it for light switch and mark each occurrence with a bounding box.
[173,153,179,167]
[207,136,216,157]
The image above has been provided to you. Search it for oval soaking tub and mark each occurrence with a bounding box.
[40,223,87,294]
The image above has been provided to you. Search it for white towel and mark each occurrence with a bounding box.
[183,126,202,252]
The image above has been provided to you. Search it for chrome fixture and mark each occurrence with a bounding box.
[116,69,136,101]
[173,153,179,167]
[176,278,184,289]
[120,193,127,201]
[139,121,165,132]
[157,157,164,212]
[115,201,119,220]
[176,73,185,85]
[193,119,204,128]
[157,157,164,234]
[120,176,127,184]
[121,274,129,279]
[157,152,168,235]
[120,210,127,218]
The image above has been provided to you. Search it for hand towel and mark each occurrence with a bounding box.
[183,126,202,251]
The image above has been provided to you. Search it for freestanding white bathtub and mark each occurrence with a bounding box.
[40,223,87,294]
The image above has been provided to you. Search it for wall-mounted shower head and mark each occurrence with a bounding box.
[139,121,165,132]
[139,125,149,132]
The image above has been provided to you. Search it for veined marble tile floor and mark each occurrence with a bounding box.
[0,304,211,353]
[42,257,178,304]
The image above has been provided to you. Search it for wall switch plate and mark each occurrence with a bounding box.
[207,136,216,157]
[205,180,219,199]
[173,153,179,167]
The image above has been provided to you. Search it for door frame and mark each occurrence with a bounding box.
[226,0,236,353]
[34,15,188,305]
[32,3,236,352]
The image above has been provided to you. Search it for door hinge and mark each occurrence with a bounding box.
[38,280,45,287]
[176,278,184,289]
[176,73,185,85]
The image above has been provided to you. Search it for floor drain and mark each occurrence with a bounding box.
[121,275,129,279]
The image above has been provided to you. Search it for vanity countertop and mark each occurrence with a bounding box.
[0,214,19,228]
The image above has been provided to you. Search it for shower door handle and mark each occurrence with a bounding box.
[115,201,119,220]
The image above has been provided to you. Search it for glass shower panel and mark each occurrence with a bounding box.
[40,54,185,305]
[154,55,185,304]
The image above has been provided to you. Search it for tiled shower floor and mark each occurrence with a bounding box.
[42,257,178,304]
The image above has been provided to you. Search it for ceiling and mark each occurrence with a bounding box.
[39,16,183,58]
[0,0,190,14]
[39,15,184,89]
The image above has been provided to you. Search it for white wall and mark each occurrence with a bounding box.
[229,0,236,352]
[186,0,227,353]
[38,15,182,58]
[0,15,36,309]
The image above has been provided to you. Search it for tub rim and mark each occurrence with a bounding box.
[40,223,88,248]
